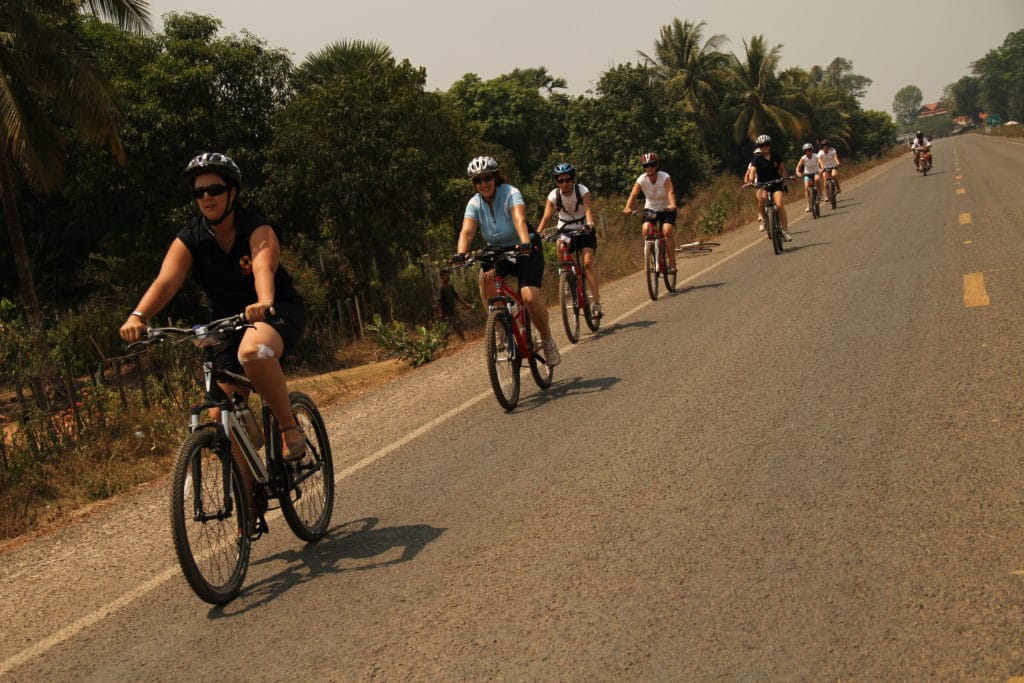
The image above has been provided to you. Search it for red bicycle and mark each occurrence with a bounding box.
[544,227,600,343]
[634,210,676,300]
[458,247,554,410]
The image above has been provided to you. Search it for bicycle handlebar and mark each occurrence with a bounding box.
[127,309,273,350]
[743,176,797,189]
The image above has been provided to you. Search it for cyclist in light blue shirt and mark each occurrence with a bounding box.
[454,155,560,366]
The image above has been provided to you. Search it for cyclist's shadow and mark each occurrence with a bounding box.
[515,375,621,411]
[210,517,444,616]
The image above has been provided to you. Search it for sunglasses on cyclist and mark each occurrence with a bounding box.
[192,183,229,199]
[471,174,494,186]
[556,176,573,184]
[642,162,657,168]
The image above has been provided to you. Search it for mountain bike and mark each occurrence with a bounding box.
[130,313,334,604]
[458,247,554,410]
[544,227,600,343]
[805,175,821,219]
[634,210,676,301]
[745,177,794,256]
[822,168,839,209]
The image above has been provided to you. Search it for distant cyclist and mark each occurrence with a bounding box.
[622,152,678,274]
[911,131,931,171]
[795,143,822,212]
[817,140,841,196]
[743,134,792,241]
[537,162,603,318]
[453,155,560,366]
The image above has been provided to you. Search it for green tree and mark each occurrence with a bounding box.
[943,75,982,120]
[263,56,469,309]
[892,84,923,127]
[638,18,729,126]
[848,110,896,159]
[6,13,293,318]
[779,67,851,151]
[446,68,569,181]
[722,35,807,148]
[0,0,150,336]
[291,39,394,91]
[567,63,707,196]
[971,29,1024,120]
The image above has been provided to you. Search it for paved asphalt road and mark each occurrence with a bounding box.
[2,134,1024,680]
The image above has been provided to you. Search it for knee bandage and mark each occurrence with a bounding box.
[239,343,276,364]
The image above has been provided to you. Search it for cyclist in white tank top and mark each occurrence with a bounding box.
[622,152,679,273]
[795,143,823,211]
[817,140,841,195]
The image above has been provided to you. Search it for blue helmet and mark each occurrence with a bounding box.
[553,162,576,178]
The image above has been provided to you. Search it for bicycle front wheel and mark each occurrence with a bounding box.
[278,391,334,542]
[644,241,659,301]
[558,270,580,343]
[809,191,818,220]
[829,181,837,209]
[768,208,783,255]
[170,429,250,605]
[581,274,600,332]
[485,309,520,410]
[663,245,676,292]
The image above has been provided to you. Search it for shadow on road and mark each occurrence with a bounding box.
[209,517,445,617]
[680,281,725,294]
[514,375,622,412]
[783,241,829,253]
[592,319,656,338]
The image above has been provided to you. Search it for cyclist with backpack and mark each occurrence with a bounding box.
[622,152,678,274]
[537,162,603,319]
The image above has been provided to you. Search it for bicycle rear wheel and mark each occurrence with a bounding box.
[581,274,600,332]
[524,312,553,389]
[170,429,250,605]
[485,309,520,410]
[558,270,580,343]
[768,208,783,255]
[644,241,659,301]
[278,391,334,542]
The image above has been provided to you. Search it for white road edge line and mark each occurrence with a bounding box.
[0,162,889,675]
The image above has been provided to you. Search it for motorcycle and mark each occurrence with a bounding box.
[917,147,932,175]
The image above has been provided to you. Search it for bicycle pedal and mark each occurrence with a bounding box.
[250,515,269,541]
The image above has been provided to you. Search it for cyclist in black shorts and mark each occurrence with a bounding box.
[453,155,560,365]
[119,152,308,465]
[743,134,792,241]
[537,162,603,318]
[622,152,679,273]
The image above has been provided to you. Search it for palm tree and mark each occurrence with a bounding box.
[292,40,394,91]
[1,0,150,335]
[779,67,853,150]
[638,19,729,124]
[723,35,807,144]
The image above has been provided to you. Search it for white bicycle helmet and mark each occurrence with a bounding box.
[802,143,814,151]
[755,134,771,145]
[466,156,499,177]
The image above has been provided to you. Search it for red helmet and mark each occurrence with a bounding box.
[641,152,659,166]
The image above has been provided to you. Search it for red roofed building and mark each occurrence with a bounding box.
[917,102,949,118]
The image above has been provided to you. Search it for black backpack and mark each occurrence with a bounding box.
[555,183,584,216]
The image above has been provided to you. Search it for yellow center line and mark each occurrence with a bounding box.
[963,272,990,308]
[957,188,966,195]
[959,212,972,224]
[955,175,963,180]
[963,240,973,244]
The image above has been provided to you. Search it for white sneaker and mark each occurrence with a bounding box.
[758,217,766,231]
[804,207,811,213]
[782,230,792,242]
[542,339,561,366]
[591,301,603,318]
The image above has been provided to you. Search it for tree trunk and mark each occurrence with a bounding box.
[0,156,45,335]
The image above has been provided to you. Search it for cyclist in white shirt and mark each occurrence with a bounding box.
[910,131,931,171]
[817,139,841,198]
[537,162,603,318]
[622,152,678,273]
[795,143,822,212]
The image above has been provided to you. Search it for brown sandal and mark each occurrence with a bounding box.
[281,425,308,461]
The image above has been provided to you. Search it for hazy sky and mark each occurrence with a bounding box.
[146,0,1021,114]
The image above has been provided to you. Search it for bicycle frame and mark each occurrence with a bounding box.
[556,234,589,309]
[643,223,668,274]
[488,267,536,360]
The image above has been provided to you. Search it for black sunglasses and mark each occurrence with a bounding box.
[471,174,494,186]
[556,176,573,184]
[192,183,228,199]
[642,162,657,168]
